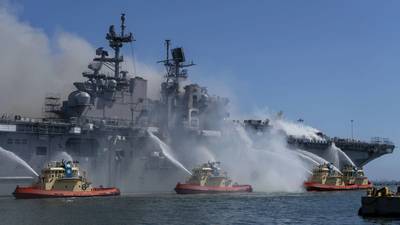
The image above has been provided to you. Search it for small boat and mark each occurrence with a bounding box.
[359,186,400,217]
[304,164,372,191]
[13,160,120,199]
[175,161,252,194]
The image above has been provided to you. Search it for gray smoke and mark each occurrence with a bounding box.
[0,6,163,117]
[209,122,312,192]
[0,4,339,194]
[0,7,92,116]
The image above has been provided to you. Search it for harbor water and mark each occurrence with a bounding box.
[0,190,398,225]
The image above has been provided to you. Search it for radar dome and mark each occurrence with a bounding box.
[68,91,91,107]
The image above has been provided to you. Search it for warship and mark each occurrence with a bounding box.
[174,161,252,194]
[13,160,120,199]
[304,163,372,191]
[243,119,395,168]
[0,14,230,192]
[0,14,395,192]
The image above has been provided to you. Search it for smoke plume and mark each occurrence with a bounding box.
[0,5,163,117]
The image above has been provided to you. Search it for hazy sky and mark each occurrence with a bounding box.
[8,0,400,179]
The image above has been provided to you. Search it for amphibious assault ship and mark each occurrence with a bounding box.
[0,14,229,192]
[0,15,394,193]
[242,119,395,167]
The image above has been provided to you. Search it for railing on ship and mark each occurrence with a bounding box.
[287,135,394,147]
[370,137,394,145]
[79,116,133,129]
[332,137,394,146]
[0,112,149,136]
[0,114,69,134]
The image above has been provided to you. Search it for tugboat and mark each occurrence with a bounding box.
[13,160,120,199]
[174,162,252,194]
[304,163,372,191]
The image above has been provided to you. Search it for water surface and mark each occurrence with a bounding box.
[0,191,398,225]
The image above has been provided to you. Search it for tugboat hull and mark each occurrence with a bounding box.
[175,183,252,194]
[304,182,372,191]
[13,186,120,199]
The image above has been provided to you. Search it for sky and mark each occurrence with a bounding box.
[3,0,400,179]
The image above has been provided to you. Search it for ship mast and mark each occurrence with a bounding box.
[159,40,195,90]
[158,40,195,130]
[95,13,134,78]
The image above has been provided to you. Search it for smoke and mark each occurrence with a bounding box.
[271,119,324,141]
[252,107,324,141]
[0,6,93,116]
[124,58,163,100]
[0,5,164,116]
[165,118,315,192]
[215,122,312,192]
[0,3,350,194]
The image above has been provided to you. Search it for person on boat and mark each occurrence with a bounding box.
[328,163,334,176]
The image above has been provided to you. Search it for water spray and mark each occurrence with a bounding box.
[0,147,39,177]
[147,130,192,175]
[297,149,342,175]
[331,143,356,167]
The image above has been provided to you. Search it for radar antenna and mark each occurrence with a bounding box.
[158,40,195,86]
[93,13,134,79]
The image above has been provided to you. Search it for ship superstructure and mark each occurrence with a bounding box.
[0,14,230,192]
[157,40,229,135]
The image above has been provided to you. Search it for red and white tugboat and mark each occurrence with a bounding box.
[13,160,120,199]
[304,163,372,191]
[175,161,252,194]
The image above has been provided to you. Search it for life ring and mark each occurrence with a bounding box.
[82,183,87,190]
